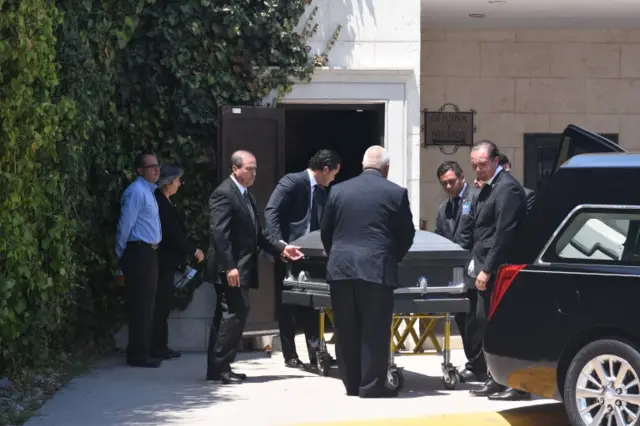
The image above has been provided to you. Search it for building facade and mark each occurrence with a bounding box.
[420,28,640,230]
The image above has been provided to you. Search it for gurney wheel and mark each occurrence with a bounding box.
[387,367,404,391]
[317,356,331,377]
[442,370,458,390]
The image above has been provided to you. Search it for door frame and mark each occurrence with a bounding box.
[278,68,420,226]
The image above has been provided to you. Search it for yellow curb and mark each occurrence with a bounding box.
[292,404,569,426]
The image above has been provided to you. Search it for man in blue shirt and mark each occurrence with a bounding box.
[116,152,163,368]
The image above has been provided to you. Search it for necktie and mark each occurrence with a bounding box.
[448,196,460,219]
[310,185,319,231]
[452,196,460,218]
[243,191,257,227]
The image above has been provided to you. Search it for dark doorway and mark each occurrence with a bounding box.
[280,103,385,184]
[217,103,385,332]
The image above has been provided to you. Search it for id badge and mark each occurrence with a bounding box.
[461,199,471,216]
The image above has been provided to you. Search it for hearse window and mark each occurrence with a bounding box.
[543,209,640,265]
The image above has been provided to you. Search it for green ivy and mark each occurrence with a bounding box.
[0,0,340,374]
[0,0,78,367]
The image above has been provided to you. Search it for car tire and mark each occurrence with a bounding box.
[564,338,640,426]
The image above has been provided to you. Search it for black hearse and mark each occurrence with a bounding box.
[484,125,640,426]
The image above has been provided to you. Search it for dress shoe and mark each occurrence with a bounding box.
[457,369,487,383]
[488,387,531,401]
[152,348,182,360]
[208,372,243,384]
[359,385,399,399]
[229,371,247,380]
[285,358,305,369]
[127,357,162,368]
[470,378,505,397]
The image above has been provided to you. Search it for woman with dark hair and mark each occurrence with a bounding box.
[152,164,204,359]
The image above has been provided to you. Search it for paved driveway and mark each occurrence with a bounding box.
[24,349,570,426]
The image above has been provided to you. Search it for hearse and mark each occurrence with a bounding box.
[484,125,640,426]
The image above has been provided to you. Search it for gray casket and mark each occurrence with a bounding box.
[285,230,469,293]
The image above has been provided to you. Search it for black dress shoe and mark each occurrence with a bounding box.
[285,358,305,369]
[209,372,242,384]
[229,371,247,380]
[152,348,182,360]
[470,378,506,397]
[127,357,162,368]
[359,385,399,399]
[488,387,531,401]
[458,369,487,383]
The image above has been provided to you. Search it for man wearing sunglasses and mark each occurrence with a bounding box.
[116,152,163,368]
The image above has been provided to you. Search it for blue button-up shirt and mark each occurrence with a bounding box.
[115,176,162,259]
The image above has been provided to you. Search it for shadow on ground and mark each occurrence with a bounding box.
[498,403,569,426]
[24,352,295,426]
[319,360,478,398]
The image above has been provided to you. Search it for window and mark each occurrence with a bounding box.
[541,207,640,265]
[523,133,619,193]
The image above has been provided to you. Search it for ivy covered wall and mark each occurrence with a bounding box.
[0,0,338,374]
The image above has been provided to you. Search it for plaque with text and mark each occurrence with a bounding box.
[423,109,476,147]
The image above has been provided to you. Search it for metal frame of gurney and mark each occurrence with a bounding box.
[281,269,470,391]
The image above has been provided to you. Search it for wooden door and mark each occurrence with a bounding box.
[218,106,285,330]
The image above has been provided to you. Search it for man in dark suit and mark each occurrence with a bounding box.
[498,153,536,214]
[265,149,342,369]
[204,150,303,384]
[320,145,415,398]
[433,161,485,383]
[460,141,529,401]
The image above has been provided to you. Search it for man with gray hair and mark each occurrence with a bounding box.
[320,145,415,398]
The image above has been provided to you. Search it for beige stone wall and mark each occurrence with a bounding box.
[419,28,640,230]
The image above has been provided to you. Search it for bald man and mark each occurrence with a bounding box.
[204,150,303,384]
[320,146,415,398]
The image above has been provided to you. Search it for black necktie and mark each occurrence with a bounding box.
[243,191,256,226]
[447,196,458,218]
[310,185,319,231]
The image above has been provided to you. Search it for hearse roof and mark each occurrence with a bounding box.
[561,152,640,170]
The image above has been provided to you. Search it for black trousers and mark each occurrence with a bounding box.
[329,279,393,397]
[466,287,492,375]
[207,283,250,376]
[151,254,176,353]
[121,243,158,361]
[455,289,485,373]
[275,262,320,362]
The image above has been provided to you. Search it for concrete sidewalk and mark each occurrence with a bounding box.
[24,348,568,426]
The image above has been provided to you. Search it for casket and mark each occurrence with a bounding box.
[285,230,469,292]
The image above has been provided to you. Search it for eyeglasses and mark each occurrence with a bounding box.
[142,164,160,169]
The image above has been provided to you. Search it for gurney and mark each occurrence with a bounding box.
[280,230,471,391]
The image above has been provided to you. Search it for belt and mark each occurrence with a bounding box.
[127,241,158,250]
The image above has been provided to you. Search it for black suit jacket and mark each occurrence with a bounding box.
[320,169,415,288]
[434,184,478,250]
[204,177,286,288]
[155,189,197,268]
[460,170,526,278]
[264,170,327,243]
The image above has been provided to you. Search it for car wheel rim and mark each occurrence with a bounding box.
[576,354,640,426]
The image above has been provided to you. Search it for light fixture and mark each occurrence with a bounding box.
[469,13,486,18]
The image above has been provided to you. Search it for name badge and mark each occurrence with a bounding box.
[461,200,471,216]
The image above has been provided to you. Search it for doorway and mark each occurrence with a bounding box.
[217,103,385,331]
[280,103,385,182]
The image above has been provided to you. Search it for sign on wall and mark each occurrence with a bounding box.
[421,103,477,154]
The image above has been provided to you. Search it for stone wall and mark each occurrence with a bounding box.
[419,28,640,230]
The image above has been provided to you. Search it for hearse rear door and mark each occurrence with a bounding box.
[552,124,625,171]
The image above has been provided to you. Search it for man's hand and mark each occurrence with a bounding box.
[226,268,240,287]
[282,245,304,261]
[194,248,205,263]
[475,270,491,291]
